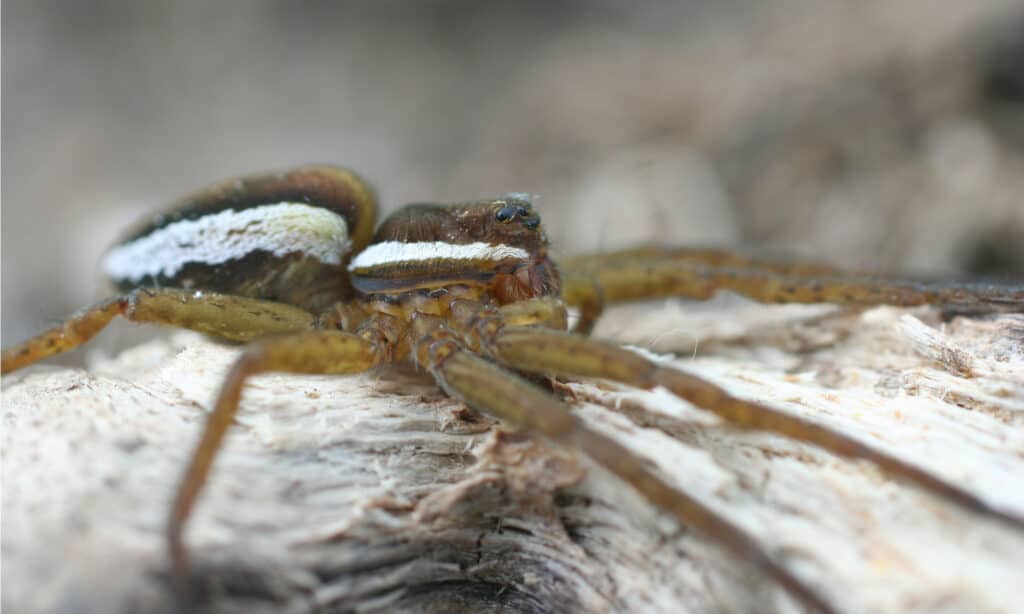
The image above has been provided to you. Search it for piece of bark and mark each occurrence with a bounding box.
[3,299,1024,614]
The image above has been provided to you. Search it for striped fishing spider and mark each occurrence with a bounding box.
[3,165,1022,613]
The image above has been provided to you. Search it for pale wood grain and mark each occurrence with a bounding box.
[3,300,1023,613]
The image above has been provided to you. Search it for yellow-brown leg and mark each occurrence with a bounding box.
[167,322,392,607]
[496,297,570,330]
[472,322,1024,531]
[561,253,1024,314]
[1,289,318,374]
[410,314,834,614]
[562,245,852,277]
[569,279,606,335]
[561,246,859,333]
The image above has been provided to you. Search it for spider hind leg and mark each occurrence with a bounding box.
[1,288,318,374]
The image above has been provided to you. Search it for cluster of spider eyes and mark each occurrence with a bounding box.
[495,204,530,222]
[495,194,537,227]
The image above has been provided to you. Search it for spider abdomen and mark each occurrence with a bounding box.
[103,166,378,312]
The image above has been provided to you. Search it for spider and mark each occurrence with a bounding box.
[3,165,1022,613]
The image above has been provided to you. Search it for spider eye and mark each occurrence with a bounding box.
[495,205,517,223]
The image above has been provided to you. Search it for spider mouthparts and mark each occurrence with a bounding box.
[516,265,533,289]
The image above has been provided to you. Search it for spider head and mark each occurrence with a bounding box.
[348,195,559,302]
[473,193,559,302]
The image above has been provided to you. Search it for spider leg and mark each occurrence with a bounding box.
[561,246,856,334]
[410,313,836,614]
[561,251,1024,317]
[463,317,1024,531]
[562,245,852,277]
[167,316,396,608]
[1,288,318,374]
[496,296,570,329]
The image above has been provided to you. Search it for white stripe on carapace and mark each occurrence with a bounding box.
[103,203,351,281]
[348,241,530,271]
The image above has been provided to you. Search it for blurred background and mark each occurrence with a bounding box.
[4,0,1024,348]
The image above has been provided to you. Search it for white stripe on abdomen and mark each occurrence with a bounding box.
[104,203,350,281]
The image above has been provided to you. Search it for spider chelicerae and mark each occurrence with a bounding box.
[3,165,1022,613]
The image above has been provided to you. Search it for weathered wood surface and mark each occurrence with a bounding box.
[3,299,1024,613]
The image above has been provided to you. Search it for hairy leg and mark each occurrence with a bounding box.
[410,313,834,614]
[563,246,860,334]
[459,312,1024,531]
[496,297,570,329]
[560,251,1024,318]
[167,317,396,606]
[1,289,318,374]
[562,245,850,277]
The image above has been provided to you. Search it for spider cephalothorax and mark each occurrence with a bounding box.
[351,195,559,303]
[3,165,1022,614]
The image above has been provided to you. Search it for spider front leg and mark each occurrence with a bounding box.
[410,314,835,614]
[167,315,398,606]
[1,289,318,374]
[560,247,852,334]
[561,250,1024,321]
[560,245,852,278]
[456,310,1024,531]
